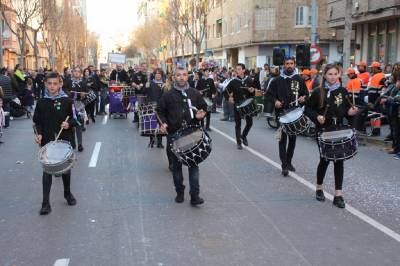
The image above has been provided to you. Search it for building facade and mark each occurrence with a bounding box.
[328,0,400,66]
[205,0,344,69]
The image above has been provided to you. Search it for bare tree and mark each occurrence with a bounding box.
[165,0,187,60]
[0,0,41,68]
[180,0,208,67]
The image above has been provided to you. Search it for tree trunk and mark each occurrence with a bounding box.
[34,31,40,70]
[195,41,201,68]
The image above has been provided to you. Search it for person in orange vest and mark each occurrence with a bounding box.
[310,69,320,89]
[301,69,313,92]
[357,61,370,87]
[367,61,386,105]
[346,68,363,105]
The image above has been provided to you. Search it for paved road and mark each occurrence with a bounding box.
[0,112,399,266]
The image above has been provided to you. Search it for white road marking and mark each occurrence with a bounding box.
[54,258,70,266]
[211,126,400,243]
[88,142,102,168]
[102,115,108,125]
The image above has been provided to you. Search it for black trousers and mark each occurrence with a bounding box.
[234,109,253,144]
[150,135,163,145]
[42,170,71,203]
[201,113,211,129]
[279,131,296,168]
[317,158,344,190]
[389,116,400,152]
[85,102,95,120]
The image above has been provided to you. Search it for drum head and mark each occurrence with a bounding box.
[320,129,354,141]
[279,108,303,124]
[172,127,203,152]
[238,98,254,108]
[39,141,71,165]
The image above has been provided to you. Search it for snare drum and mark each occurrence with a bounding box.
[170,124,212,167]
[82,90,97,106]
[38,140,76,175]
[203,97,213,112]
[278,107,309,135]
[237,98,258,118]
[318,128,358,161]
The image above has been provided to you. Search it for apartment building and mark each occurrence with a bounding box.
[328,0,400,65]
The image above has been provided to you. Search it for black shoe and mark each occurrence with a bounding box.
[78,145,84,152]
[27,112,31,119]
[168,164,173,172]
[281,167,289,177]
[39,202,51,215]
[287,164,296,172]
[86,120,89,125]
[237,144,243,150]
[82,127,86,132]
[175,191,184,203]
[316,190,325,202]
[157,144,164,149]
[241,136,248,146]
[333,196,345,208]
[220,118,228,121]
[64,192,77,206]
[92,118,96,123]
[190,194,204,206]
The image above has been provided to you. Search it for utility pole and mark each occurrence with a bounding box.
[310,0,317,69]
[343,0,353,70]
[0,19,3,67]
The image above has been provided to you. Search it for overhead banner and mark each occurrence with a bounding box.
[108,53,126,64]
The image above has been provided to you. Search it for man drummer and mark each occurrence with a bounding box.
[225,63,255,150]
[33,72,77,215]
[198,68,216,131]
[267,56,308,176]
[157,67,207,205]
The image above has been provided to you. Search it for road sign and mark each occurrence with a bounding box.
[310,44,323,64]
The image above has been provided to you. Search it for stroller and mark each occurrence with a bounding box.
[9,98,27,118]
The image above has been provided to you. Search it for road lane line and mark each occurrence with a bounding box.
[102,115,108,125]
[211,126,400,243]
[88,142,102,167]
[54,258,70,266]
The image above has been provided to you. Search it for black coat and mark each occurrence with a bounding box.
[267,74,309,115]
[110,69,130,84]
[144,81,164,103]
[33,97,74,146]
[305,86,352,131]
[132,72,148,94]
[70,79,88,101]
[157,86,207,134]
[198,77,216,98]
[225,76,255,106]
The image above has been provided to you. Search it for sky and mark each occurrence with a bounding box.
[86,0,141,63]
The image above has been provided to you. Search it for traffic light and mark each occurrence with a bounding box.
[296,44,311,68]
[273,47,285,66]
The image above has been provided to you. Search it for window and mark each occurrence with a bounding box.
[295,6,311,27]
[216,19,222,38]
[242,13,248,28]
[255,8,275,30]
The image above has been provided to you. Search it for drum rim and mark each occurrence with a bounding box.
[38,141,74,166]
[237,98,255,108]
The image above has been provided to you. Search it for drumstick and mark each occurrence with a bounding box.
[55,116,70,142]
[32,124,41,147]
[345,95,355,108]
[71,91,90,94]
[352,87,355,106]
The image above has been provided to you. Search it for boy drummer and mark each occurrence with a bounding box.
[33,72,77,215]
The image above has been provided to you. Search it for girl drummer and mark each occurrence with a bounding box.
[305,64,358,208]
[33,72,77,215]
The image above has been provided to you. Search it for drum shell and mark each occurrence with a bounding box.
[237,98,258,118]
[170,125,212,167]
[279,108,310,135]
[38,140,76,175]
[317,129,358,161]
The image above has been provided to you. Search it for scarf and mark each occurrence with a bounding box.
[324,81,341,98]
[173,82,189,93]
[280,69,297,80]
[44,89,68,100]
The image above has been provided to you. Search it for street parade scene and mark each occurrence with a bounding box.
[0,0,400,265]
